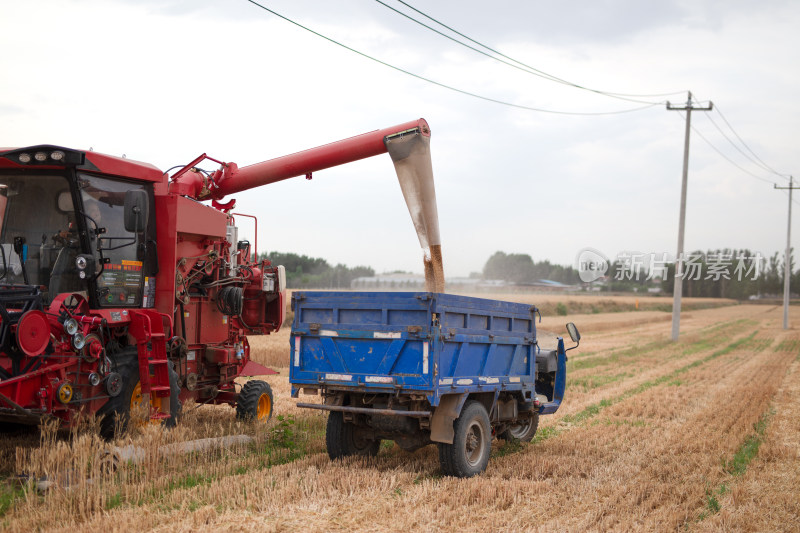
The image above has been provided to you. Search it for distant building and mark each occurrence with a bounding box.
[350,275,509,290]
[351,273,425,289]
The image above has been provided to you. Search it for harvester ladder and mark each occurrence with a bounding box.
[129,310,173,420]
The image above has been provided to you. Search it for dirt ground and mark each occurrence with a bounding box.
[2,298,798,532]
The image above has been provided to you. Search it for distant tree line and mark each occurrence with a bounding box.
[259,251,374,289]
[660,248,797,299]
[482,251,581,284]
[482,248,800,299]
[259,248,797,298]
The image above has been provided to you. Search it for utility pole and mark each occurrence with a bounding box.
[774,176,798,330]
[667,91,713,341]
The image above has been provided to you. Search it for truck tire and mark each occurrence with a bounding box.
[99,354,181,441]
[326,411,380,459]
[438,400,491,478]
[236,380,274,422]
[499,412,540,442]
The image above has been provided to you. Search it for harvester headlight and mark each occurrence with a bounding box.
[76,256,88,270]
[63,318,79,335]
[2,146,85,167]
[72,332,86,350]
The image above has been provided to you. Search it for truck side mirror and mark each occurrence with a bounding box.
[566,322,580,351]
[124,190,149,232]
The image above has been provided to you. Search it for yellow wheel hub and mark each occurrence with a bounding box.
[257,393,271,421]
[130,380,164,424]
[57,382,73,404]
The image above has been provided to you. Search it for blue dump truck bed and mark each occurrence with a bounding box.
[289,291,571,478]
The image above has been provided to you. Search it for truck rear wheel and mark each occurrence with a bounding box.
[438,400,491,478]
[499,412,540,442]
[99,355,180,441]
[236,380,274,422]
[326,411,380,459]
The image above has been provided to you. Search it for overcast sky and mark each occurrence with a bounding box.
[2,0,798,277]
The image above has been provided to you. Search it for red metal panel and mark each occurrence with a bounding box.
[83,151,165,182]
[241,360,279,376]
[197,297,229,344]
[154,194,178,317]
[176,195,228,237]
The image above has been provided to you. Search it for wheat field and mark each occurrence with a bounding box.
[1,296,798,532]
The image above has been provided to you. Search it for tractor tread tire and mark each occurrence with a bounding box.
[326,411,380,460]
[236,380,274,422]
[437,400,491,478]
[98,351,180,441]
[499,412,540,442]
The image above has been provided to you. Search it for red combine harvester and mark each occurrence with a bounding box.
[0,118,431,438]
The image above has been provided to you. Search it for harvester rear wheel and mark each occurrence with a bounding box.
[326,411,380,459]
[236,380,274,422]
[499,412,540,442]
[438,400,491,478]
[98,353,181,441]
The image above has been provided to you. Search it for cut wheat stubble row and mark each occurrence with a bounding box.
[541,319,759,428]
[41,319,789,532]
[693,357,800,533]
[535,332,798,531]
[5,307,796,532]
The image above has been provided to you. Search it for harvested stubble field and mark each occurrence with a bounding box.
[1,296,798,532]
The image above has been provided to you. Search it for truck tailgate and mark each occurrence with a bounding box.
[290,292,539,403]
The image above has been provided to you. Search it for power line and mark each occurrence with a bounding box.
[674,111,778,186]
[702,111,776,176]
[690,93,789,183]
[243,0,662,116]
[375,0,662,105]
[391,0,686,100]
[714,105,791,180]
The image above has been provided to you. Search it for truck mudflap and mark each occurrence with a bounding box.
[539,337,567,415]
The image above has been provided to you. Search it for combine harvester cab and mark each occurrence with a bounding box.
[0,119,431,437]
[290,291,577,477]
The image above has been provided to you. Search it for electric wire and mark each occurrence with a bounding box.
[375,0,663,105]
[702,112,777,176]
[686,93,790,184]
[690,93,788,181]
[713,104,791,180]
[243,0,662,116]
[391,0,686,99]
[674,112,777,186]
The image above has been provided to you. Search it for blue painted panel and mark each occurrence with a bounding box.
[289,292,555,410]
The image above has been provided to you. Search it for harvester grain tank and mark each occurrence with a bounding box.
[0,119,432,437]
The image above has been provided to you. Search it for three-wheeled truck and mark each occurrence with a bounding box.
[289,291,578,477]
